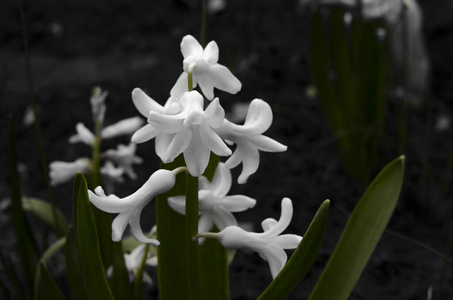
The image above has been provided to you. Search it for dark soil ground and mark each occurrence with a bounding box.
[2,0,453,299]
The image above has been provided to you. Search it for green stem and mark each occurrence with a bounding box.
[91,120,102,188]
[186,174,201,300]
[188,63,195,92]
[200,0,207,47]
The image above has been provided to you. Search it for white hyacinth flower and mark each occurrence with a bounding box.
[168,163,256,242]
[100,161,125,183]
[170,34,242,100]
[197,198,302,279]
[216,99,287,184]
[101,117,144,139]
[49,158,90,186]
[104,143,143,180]
[147,90,232,177]
[88,167,186,245]
[69,123,95,145]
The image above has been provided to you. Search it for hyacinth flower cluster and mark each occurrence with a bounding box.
[86,34,303,281]
[49,87,144,189]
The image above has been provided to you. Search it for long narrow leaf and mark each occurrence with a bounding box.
[74,172,114,300]
[23,197,69,236]
[0,249,27,300]
[308,156,405,300]
[258,199,330,300]
[64,227,88,300]
[39,264,66,300]
[8,115,39,295]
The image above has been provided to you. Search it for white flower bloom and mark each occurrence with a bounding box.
[216,99,287,184]
[104,143,143,179]
[90,86,108,124]
[170,34,242,100]
[197,198,302,279]
[69,123,95,145]
[88,167,186,246]
[106,243,157,285]
[147,90,232,177]
[101,117,144,139]
[49,158,90,186]
[168,163,256,242]
[100,161,125,183]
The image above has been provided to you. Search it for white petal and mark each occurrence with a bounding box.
[236,141,260,184]
[205,64,242,97]
[132,88,164,117]
[224,148,241,169]
[248,135,287,152]
[274,234,302,249]
[112,209,135,241]
[261,244,287,279]
[212,206,237,230]
[155,133,174,160]
[170,72,190,99]
[69,123,95,145]
[205,98,225,128]
[198,213,214,233]
[148,112,185,134]
[203,41,219,64]
[181,35,203,60]
[183,128,211,177]
[88,190,129,213]
[131,124,159,144]
[198,176,211,191]
[243,99,273,134]
[197,74,215,100]
[263,198,293,237]
[261,218,278,232]
[130,208,160,246]
[101,117,144,139]
[199,122,231,157]
[220,195,256,212]
[210,163,231,197]
[167,196,187,215]
[164,126,192,163]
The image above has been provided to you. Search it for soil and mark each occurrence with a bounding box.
[2,0,453,299]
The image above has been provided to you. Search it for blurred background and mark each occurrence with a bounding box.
[2,0,453,298]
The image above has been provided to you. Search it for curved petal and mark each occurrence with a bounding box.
[248,135,287,152]
[131,124,159,144]
[262,198,293,237]
[88,190,131,213]
[111,208,135,241]
[204,64,242,97]
[197,74,215,100]
[242,99,273,134]
[212,206,237,230]
[183,128,210,177]
[205,98,225,128]
[167,196,187,215]
[130,208,160,246]
[163,126,192,163]
[220,195,256,212]
[273,234,302,249]
[198,213,214,233]
[69,123,95,145]
[155,133,174,160]
[198,176,211,191]
[210,163,232,197]
[101,117,144,139]
[148,111,185,134]
[181,35,203,60]
[203,41,219,64]
[170,72,189,99]
[224,148,242,169]
[261,218,278,232]
[199,122,231,157]
[236,141,260,184]
[261,244,287,279]
[132,88,165,117]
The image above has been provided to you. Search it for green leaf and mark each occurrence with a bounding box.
[0,249,27,300]
[122,236,142,253]
[258,199,330,300]
[133,244,150,300]
[8,115,39,295]
[308,156,405,300]
[110,241,132,300]
[22,197,69,236]
[38,263,66,300]
[64,227,88,300]
[74,172,114,300]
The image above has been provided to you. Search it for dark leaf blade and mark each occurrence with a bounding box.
[308,156,405,300]
[74,172,114,300]
[258,199,330,300]
[64,227,88,300]
[23,197,69,236]
[38,263,66,300]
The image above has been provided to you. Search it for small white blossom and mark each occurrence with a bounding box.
[168,163,256,242]
[197,198,302,279]
[69,123,96,145]
[171,34,241,100]
[216,99,287,184]
[88,167,186,245]
[146,90,231,176]
[49,158,90,186]
[101,117,144,139]
[104,143,143,180]
[100,161,125,183]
